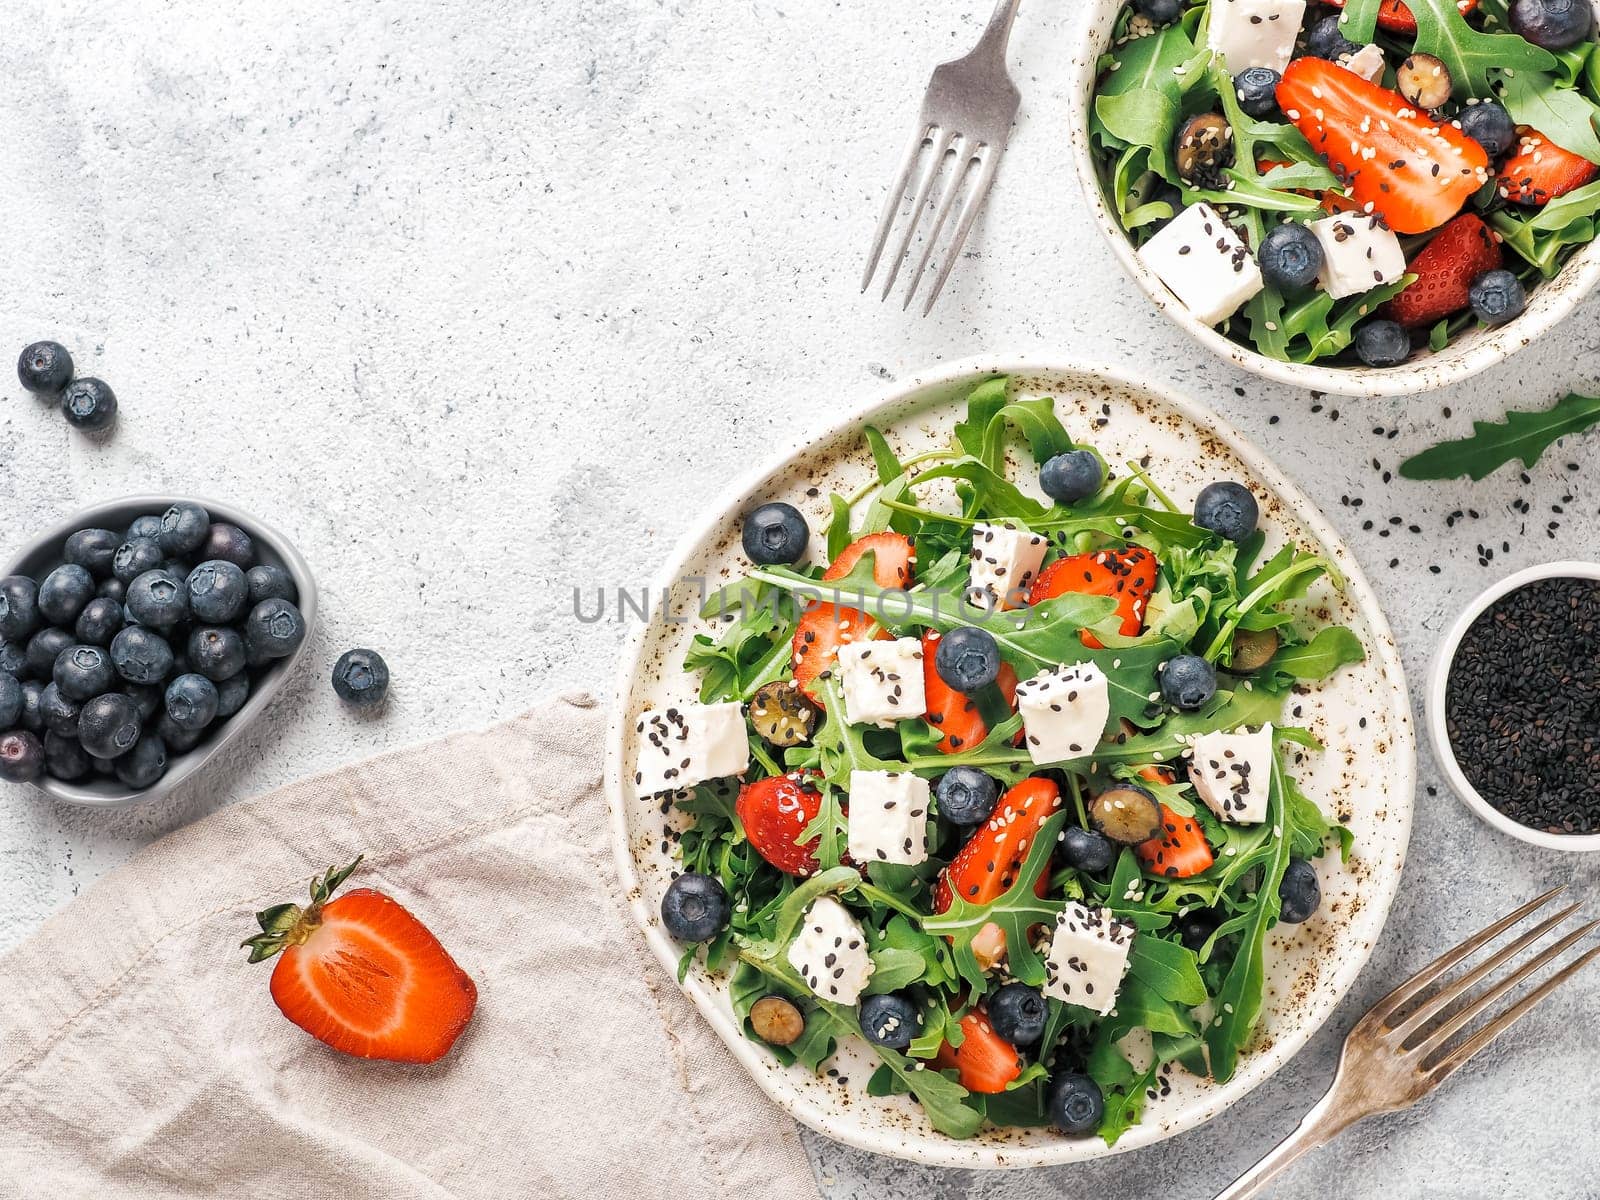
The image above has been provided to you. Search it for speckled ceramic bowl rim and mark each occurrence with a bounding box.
[1063,0,1600,398]
[604,354,1415,1169]
[1425,559,1600,851]
[4,495,317,809]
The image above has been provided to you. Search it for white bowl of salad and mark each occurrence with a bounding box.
[1068,0,1600,396]
[606,359,1414,1168]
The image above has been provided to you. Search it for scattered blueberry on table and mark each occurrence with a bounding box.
[332,648,390,708]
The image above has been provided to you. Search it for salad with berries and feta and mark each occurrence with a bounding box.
[1089,0,1600,367]
[632,377,1364,1143]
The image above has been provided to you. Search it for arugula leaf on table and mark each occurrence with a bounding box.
[1498,69,1600,164]
[1398,392,1600,480]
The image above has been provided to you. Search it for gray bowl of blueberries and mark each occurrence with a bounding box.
[0,497,316,807]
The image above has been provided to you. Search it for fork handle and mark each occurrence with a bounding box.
[1214,1083,1359,1200]
[972,0,1023,60]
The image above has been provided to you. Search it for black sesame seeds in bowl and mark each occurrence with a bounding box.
[0,497,317,807]
[1427,561,1600,850]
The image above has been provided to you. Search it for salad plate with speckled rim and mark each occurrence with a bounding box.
[605,357,1414,1169]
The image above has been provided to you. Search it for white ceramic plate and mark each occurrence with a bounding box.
[605,357,1415,1169]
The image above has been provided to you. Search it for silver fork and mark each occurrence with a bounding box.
[860,0,1022,316]
[1217,886,1600,1199]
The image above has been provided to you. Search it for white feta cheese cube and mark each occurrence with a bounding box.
[1015,662,1110,765]
[1137,203,1264,326]
[1187,723,1275,824]
[837,637,927,727]
[1309,212,1407,300]
[968,522,1048,609]
[1207,0,1306,75]
[1341,43,1386,84]
[847,769,932,866]
[632,702,751,795]
[1043,901,1135,1015]
[787,895,874,1005]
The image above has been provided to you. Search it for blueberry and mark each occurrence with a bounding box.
[1468,268,1527,327]
[38,563,95,625]
[332,648,390,707]
[1177,906,1223,952]
[1194,481,1259,542]
[988,982,1047,1045]
[1159,654,1218,711]
[1257,222,1324,293]
[53,644,116,701]
[1459,101,1517,159]
[115,734,168,788]
[96,577,126,604]
[0,575,40,641]
[43,731,92,781]
[188,627,247,682]
[154,711,206,754]
[1510,0,1591,49]
[1061,825,1117,873]
[246,563,298,606]
[660,871,730,941]
[0,643,26,681]
[199,522,256,569]
[158,502,211,557]
[936,766,1000,825]
[74,597,125,647]
[78,693,142,759]
[1306,14,1360,60]
[245,598,307,660]
[64,528,120,578]
[215,672,250,718]
[1354,319,1412,368]
[1278,858,1322,923]
[1133,0,1182,22]
[0,730,44,782]
[0,673,20,730]
[25,627,75,679]
[859,992,922,1049]
[1048,1072,1105,1135]
[16,340,73,395]
[164,673,219,731]
[126,569,190,628]
[1233,66,1281,119]
[934,626,1001,692]
[741,502,810,565]
[38,682,81,736]
[110,626,175,685]
[61,378,117,432]
[113,537,164,584]
[125,514,164,542]
[90,753,117,776]
[185,560,248,624]
[1039,449,1105,504]
[122,682,162,720]
[15,680,43,731]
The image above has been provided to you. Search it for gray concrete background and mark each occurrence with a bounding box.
[1,1,1596,1196]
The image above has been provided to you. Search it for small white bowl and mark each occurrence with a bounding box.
[1425,560,1600,851]
[1065,0,1600,397]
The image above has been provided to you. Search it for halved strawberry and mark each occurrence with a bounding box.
[242,857,477,1064]
[1324,0,1477,36]
[932,1009,1023,1094]
[1277,57,1488,234]
[822,531,914,588]
[1381,212,1502,328]
[921,629,1018,754]
[1028,546,1157,650]
[791,533,916,701]
[735,772,823,876]
[1498,128,1600,206]
[1137,803,1215,879]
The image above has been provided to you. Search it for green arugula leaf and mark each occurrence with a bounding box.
[978,396,1077,469]
[1499,69,1600,164]
[1405,0,1556,97]
[1398,392,1600,480]
[951,376,1010,459]
[825,492,853,559]
[1263,626,1366,685]
[1098,23,1199,99]
[1490,177,1600,276]
[1127,936,1208,1006]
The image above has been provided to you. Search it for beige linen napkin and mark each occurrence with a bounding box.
[0,693,819,1200]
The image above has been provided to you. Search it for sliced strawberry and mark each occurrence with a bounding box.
[736,772,823,877]
[1137,803,1215,879]
[1498,128,1600,206]
[933,1009,1023,1094]
[822,531,914,588]
[1276,57,1488,234]
[921,629,1018,754]
[1028,546,1157,650]
[1324,0,1477,36]
[242,858,477,1064]
[1381,213,1502,328]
